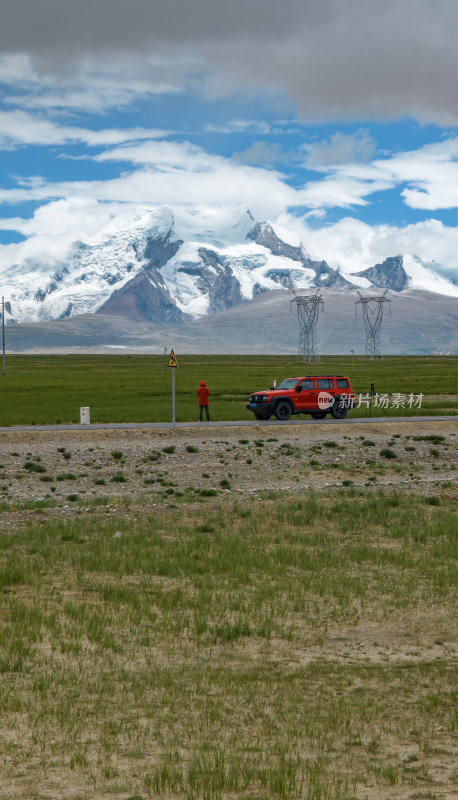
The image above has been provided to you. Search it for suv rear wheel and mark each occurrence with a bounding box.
[275,401,292,421]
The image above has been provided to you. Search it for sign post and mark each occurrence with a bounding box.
[167,349,178,431]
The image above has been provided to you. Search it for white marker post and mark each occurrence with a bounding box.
[167,349,178,431]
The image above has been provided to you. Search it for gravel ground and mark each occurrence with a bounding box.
[0,419,456,528]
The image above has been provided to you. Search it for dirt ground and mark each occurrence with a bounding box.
[0,419,456,530]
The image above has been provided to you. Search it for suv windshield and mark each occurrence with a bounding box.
[277,378,299,390]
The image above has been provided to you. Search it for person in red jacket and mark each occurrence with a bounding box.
[197,380,210,421]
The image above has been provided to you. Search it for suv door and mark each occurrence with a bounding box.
[294,378,317,411]
[316,377,335,410]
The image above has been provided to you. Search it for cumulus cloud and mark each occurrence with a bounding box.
[1,1,458,123]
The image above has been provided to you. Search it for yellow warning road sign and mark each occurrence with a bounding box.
[167,349,178,368]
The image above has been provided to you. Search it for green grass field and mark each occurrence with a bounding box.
[0,489,456,799]
[0,354,457,425]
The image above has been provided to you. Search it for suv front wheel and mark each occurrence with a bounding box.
[330,399,348,419]
[275,401,292,421]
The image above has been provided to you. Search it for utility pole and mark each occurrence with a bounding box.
[2,297,5,375]
[290,293,324,362]
[355,290,391,359]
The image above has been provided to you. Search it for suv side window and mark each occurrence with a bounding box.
[336,378,349,389]
[298,379,315,390]
[317,378,332,390]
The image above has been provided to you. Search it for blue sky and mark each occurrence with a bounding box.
[1,0,458,277]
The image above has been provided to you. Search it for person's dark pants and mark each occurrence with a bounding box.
[199,404,210,421]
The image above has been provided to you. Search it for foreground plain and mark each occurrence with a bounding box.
[0,419,456,799]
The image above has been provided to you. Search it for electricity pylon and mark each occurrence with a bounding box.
[290,294,324,362]
[355,290,391,359]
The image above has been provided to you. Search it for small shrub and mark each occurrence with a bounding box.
[323,440,338,448]
[246,458,252,464]
[196,524,215,532]
[162,446,176,454]
[93,478,105,486]
[66,494,79,502]
[57,473,76,481]
[185,445,198,453]
[425,496,440,506]
[145,451,161,462]
[199,489,218,497]
[111,472,127,483]
[111,451,123,460]
[219,479,231,489]
[412,435,445,444]
[380,448,396,459]
[23,461,46,473]
[238,439,249,444]
[362,440,375,447]
[430,448,440,458]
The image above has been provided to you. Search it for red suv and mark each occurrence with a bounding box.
[247,375,355,421]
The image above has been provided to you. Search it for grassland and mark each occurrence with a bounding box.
[0,420,456,799]
[0,486,456,799]
[0,354,457,426]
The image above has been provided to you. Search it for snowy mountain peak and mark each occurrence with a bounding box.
[2,204,458,326]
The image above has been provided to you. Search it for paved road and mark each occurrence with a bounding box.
[0,416,457,433]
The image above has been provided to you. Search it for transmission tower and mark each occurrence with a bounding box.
[290,293,324,362]
[355,290,391,359]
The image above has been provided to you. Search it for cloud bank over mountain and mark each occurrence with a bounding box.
[2,1,458,124]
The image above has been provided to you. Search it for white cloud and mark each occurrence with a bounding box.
[0,197,124,268]
[0,53,187,114]
[277,212,458,280]
[232,141,291,165]
[304,130,376,167]
[0,110,167,150]
[0,139,305,220]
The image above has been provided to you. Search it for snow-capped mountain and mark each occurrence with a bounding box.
[2,206,458,325]
[344,254,458,297]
